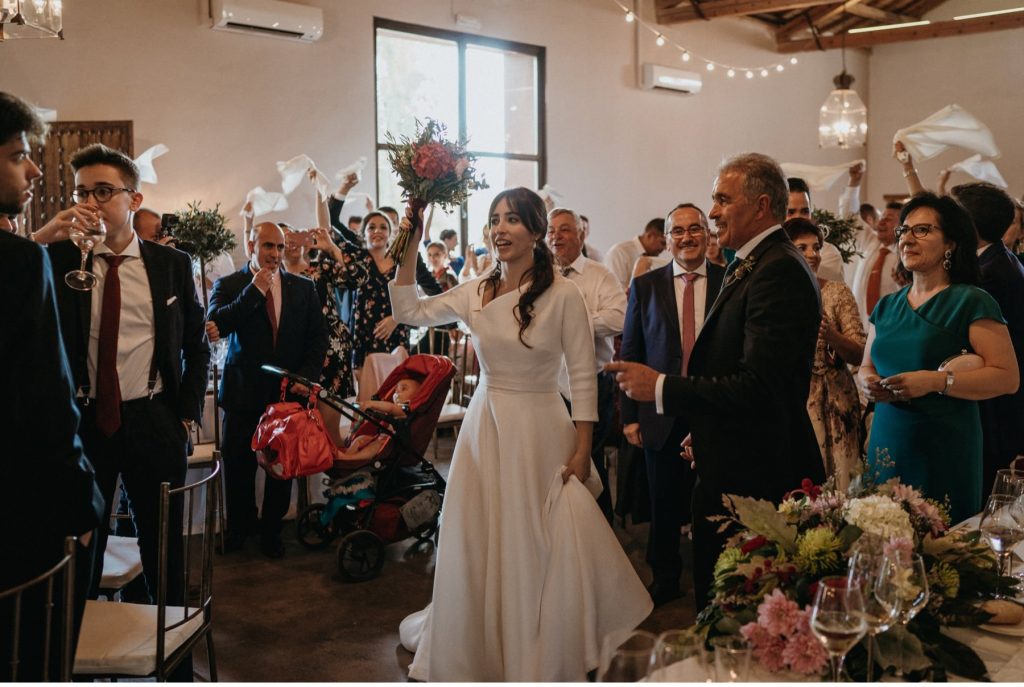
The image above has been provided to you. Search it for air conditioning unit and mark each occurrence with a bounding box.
[641,63,702,94]
[210,0,323,42]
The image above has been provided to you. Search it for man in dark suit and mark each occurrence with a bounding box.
[39,145,210,625]
[0,91,105,681]
[608,153,823,611]
[207,221,328,558]
[620,203,724,606]
[950,183,1024,488]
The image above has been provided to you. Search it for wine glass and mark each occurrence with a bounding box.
[650,630,710,682]
[810,576,867,682]
[597,629,657,682]
[991,469,1024,499]
[881,551,929,677]
[848,550,900,681]
[708,635,751,682]
[65,216,107,290]
[979,493,1024,598]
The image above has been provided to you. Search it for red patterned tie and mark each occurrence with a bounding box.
[681,272,698,375]
[96,254,125,436]
[266,288,278,348]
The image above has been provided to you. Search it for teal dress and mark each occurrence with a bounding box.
[867,284,1005,523]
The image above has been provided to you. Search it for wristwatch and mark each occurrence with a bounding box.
[939,371,955,395]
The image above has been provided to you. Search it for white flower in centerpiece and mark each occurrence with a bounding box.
[844,495,914,542]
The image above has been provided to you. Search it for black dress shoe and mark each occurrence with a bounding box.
[647,581,682,607]
[260,535,285,559]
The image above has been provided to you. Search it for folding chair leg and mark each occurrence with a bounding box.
[206,631,218,682]
[215,468,227,554]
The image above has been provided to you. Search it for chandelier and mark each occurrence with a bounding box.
[818,10,866,149]
[0,0,63,41]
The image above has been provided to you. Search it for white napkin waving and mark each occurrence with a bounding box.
[780,159,866,192]
[894,104,1000,162]
[245,186,289,217]
[537,183,565,207]
[133,144,169,185]
[276,153,332,197]
[339,193,376,228]
[950,154,1008,189]
[335,156,368,183]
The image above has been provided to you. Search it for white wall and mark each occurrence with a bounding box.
[1,0,1015,255]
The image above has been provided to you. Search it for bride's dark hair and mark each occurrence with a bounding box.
[479,187,554,348]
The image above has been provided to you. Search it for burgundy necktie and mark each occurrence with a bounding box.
[96,255,126,437]
[681,272,698,375]
[266,288,278,348]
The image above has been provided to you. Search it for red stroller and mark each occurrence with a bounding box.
[260,354,453,581]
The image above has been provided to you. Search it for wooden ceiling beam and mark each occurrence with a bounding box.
[654,0,688,10]
[776,11,1024,52]
[656,0,836,24]
[776,2,848,41]
[844,3,918,23]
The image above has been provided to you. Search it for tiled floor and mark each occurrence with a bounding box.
[192,435,696,681]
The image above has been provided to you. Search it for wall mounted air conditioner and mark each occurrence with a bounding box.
[211,0,323,42]
[641,63,702,94]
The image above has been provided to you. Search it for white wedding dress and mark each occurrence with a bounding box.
[390,275,652,681]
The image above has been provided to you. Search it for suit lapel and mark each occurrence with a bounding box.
[703,230,786,327]
[656,264,681,349]
[139,241,169,354]
[276,272,295,347]
[76,253,93,357]
[704,260,724,314]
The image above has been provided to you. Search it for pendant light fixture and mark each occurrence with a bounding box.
[818,6,866,149]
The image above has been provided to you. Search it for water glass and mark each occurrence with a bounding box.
[597,629,657,682]
[709,635,751,682]
[810,576,867,682]
[650,630,710,682]
[980,493,1024,597]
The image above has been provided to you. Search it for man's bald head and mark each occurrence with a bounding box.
[249,221,285,272]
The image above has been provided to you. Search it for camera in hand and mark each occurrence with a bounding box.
[159,212,198,254]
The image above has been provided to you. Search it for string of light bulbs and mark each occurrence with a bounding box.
[612,0,800,79]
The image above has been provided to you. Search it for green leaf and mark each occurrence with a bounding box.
[727,495,798,554]
[874,626,932,674]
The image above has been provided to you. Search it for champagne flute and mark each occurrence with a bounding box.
[65,216,107,291]
[597,629,657,682]
[882,551,929,677]
[810,576,868,682]
[848,550,900,681]
[980,493,1024,598]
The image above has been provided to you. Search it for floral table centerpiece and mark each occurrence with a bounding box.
[697,468,1016,681]
[384,118,487,264]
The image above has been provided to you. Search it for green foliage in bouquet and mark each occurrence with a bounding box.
[696,463,1016,681]
[168,201,236,264]
[813,207,862,265]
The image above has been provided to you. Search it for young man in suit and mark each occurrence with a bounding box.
[950,182,1024,489]
[38,144,210,624]
[207,221,328,558]
[608,153,823,611]
[619,203,724,606]
[0,91,105,681]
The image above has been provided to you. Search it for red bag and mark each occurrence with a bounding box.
[251,380,336,480]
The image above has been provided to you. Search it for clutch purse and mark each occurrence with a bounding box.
[938,349,985,373]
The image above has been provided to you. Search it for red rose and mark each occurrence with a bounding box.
[412,142,455,180]
[741,535,768,555]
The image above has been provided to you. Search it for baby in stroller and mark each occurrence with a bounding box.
[322,377,423,466]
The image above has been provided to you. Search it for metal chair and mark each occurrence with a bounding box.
[1,537,76,681]
[431,332,477,460]
[188,437,226,553]
[74,461,220,681]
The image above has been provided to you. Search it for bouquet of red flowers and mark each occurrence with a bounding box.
[384,118,487,263]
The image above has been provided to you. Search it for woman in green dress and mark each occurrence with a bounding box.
[859,193,1019,523]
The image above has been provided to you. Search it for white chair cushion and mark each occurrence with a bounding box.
[100,536,143,590]
[437,403,467,424]
[187,443,218,465]
[74,600,205,676]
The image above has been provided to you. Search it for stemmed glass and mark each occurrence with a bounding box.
[848,549,900,681]
[979,493,1024,598]
[64,216,107,290]
[650,630,711,682]
[597,629,657,682]
[882,551,930,678]
[810,576,868,682]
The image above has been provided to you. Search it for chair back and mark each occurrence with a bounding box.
[1,537,76,681]
[448,334,478,406]
[155,461,220,681]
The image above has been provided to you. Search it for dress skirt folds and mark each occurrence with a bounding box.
[390,276,652,681]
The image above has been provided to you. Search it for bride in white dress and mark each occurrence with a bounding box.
[390,188,652,681]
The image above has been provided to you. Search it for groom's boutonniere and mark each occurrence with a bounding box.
[724,255,758,288]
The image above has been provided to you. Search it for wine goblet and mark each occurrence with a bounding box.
[882,551,929,677]
[64,216,107,291]
[848,550,900,681]
[980,493,1024,598]
[810,576,868,682]
[597,629,657,682]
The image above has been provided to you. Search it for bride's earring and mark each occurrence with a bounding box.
[943,249,953,271]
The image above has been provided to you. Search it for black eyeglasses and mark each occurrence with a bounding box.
[72,187,134,204]
[895,223,939,240]
[667,225,707,238]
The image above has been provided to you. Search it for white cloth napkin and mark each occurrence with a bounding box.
[335,156,368,182]
[133,144,169,185]
[339,192,376,228]
[245,186,289,217]
[950,154,1008,189]
[276,153,332,197]
[538,183,565,207]
[894,104,1001,162]
[780,160,866,192]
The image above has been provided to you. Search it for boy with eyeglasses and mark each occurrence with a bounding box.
[34,144,209,672]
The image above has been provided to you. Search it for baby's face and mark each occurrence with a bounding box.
[391,378,422,403]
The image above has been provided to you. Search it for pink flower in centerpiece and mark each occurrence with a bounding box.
[757,588,802,636]
[781,612,829,675]
[884,536,914,559]
[740,622,786,672]
[412,142,455,180]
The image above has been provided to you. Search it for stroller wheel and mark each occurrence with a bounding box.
[296,504,335,550]
[337,530,385,582]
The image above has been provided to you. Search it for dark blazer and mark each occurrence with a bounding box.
[620,260,725,451]
[661,229,824,499]
[2,232,104,548]
[978,242,1024,466]
[48,238,210,424]
[208,263,328,414]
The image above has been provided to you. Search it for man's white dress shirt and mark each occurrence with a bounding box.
[603,236,669,291]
